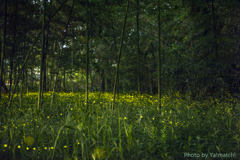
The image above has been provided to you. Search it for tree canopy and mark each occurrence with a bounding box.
[0,0,240,100]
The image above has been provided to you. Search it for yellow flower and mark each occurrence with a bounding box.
[124,117,127,119]
[24,136,35,146]
[152,118,155,120]
[140,116,143,118]
[26,147,29,150]
[4,144,7,148]
[47,116,50,118]
[64,146,67,148]
[18,145,21,148]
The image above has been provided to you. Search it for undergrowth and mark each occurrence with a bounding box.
[0,91,239,160]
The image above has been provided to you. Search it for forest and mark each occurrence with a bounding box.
[0,0,240,159]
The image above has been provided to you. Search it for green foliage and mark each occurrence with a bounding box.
[0,92,239,159]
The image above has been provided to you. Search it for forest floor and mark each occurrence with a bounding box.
[0,91,240,160]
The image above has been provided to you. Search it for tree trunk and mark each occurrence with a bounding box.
[0,0,7,99]
[158,0,162,113]
[148,65,153,95]
[101,70,105,93]
[112,0,129,112]
[38,0,46,109]
[71,35,74,95]
[9,0,18,98]
[85,0,89,111]
[63,67,65,91]
[26,69,28,95]
[136,0,141,104]
[211,0,218,63]
[43,26,49,92]
[105,71,107,92]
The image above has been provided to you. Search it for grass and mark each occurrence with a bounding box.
[0,91,240,160]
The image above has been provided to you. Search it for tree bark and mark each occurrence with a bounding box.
[71,35,74,95]
[112,0,129,112]
[158,0,162,113]
[211,0,218,63]
[0,0,7,99]
[38,0,46,109]
[85,0,89,111]
[136,0,141,104]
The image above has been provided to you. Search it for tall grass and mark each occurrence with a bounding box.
[0,91,239,159]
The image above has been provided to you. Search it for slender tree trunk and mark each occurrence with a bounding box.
[158,0,162,113]
[38,0,46,109]
[43,25,49,92]
[105,71,107,92]
[31,68,34,90]
[20,79,22,108]
[46,57,48,91]
[63,67,65,91]
[136,0,141,104]
[50,40,56,91]
[90,70,94,91]
[148,64,153,95]
[85,0,89,112]
[112,22,119,97]
[112,0,129,112]
[101,70,105,93]
[51,50,61,108]
[211,0,218,63]
[26,69,28,95]
[3,61,6,84]
[71,36,74,95]
[0,0,7,99]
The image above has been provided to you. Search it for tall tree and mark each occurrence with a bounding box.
[9,0,19,98]
[0,0,7,100]
[211,0,218,63]
[38,0,46,109]
[71,28,74,96]
[85,0,90,112]
[112,0,129,112]
[158,0,162,112]
[136,0,141,104]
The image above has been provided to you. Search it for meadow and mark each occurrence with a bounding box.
[0,91,240,159]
